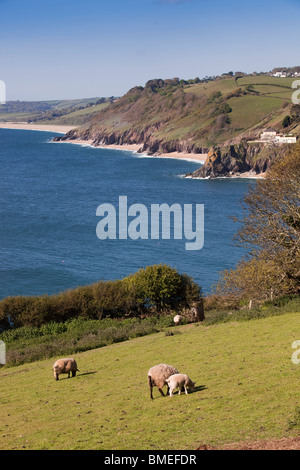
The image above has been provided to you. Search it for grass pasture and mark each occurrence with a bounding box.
[182,75,295,144]
[227,95,286,130]
[1,311,300,450]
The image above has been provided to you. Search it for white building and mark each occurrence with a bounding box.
[275,135,297,144]
[260,129,297,145]
[272,71,287,78]
[260,129,277,142]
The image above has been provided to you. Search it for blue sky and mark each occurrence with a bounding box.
[0,0,299,100]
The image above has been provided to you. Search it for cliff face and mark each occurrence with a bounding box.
[53,79,211,154]
[186,143,289,178]
[54,127,209,156]
[52,76,298,177]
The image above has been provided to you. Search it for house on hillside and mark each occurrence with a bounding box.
[275,135,297,144]
[259,129,297,144]
[260,129,277,142]
[272,71,287,78]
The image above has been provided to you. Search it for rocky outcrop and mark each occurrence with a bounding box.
[53,127,289,179]
[53,127,208,156]
[186,143,289,178]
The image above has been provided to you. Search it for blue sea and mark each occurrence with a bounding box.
[0,128,255,298]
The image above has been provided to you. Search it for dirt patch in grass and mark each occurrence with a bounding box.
[197,437,300,450]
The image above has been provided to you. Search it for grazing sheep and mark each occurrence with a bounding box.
[147,364,179,399]
[166,373,195,396]
[53,358,79,381]
[173,314,183,326]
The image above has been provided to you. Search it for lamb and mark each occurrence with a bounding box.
[53,358,79,381]
[173,314,183,326]
[147,363,179,399]
[166,373,195,396]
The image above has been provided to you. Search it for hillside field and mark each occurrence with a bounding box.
[60,74,298,154]
[1,75,298,149]
[1,311,300,450]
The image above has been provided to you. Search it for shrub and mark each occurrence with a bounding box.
[282,115,291,128]
[0,265,202,330]
[123,264,202,313]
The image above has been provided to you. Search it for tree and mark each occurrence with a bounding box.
[216,253,294,302]
[123,264,202,312]
[217,144,300,300]
[282,115,291,128]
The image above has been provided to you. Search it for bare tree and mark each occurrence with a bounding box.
[217,144,300,300]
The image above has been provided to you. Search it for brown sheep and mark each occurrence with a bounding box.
[147,363,179,399]
[53,358,79,381]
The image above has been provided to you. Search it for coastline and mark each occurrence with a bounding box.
[185,171,266,180]
[0,121,75,134]
[0,122,267,176]
[0,121,207,163]
[55,138,208,163]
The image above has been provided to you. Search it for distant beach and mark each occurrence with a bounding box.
[0,122,207,163]
[0,121,75,134]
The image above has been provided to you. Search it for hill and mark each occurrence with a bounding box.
[2,73,299,176]
[0,97,111,126]
[55,75,299,154]
[1,310,300,450]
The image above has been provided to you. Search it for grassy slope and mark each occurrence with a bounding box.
[36,101,110,126]
[0,76,296,146]
[184,76,294,144]
[0,98,109,126]
[1,311,300,450]
[69,76,296,149]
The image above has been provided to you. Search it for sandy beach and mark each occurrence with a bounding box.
[57,138,208,163]
[0,122,75,134]
[0,121,207,162]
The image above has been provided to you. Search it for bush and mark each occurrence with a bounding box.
[282,115,291,128]
[123,264,202,313]
[0,265,202,330]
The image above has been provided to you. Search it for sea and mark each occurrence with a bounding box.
[0,128,255,299]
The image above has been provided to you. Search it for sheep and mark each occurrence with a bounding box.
[147,363,179,399]
[166,373,195,397]
[53,358,79,381]
[173,314,183,326]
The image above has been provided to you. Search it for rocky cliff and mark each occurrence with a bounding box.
[52,76,299,176]
[185,143,290,178]
[53,127,209,156]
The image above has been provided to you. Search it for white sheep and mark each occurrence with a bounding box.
[53,358,79,381]
[166,373,195,396]
[147,363,179,399]
[173,314,183,326]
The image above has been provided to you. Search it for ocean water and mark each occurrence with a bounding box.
[0,129,255,298]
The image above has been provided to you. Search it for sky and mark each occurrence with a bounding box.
[1,0,300,100]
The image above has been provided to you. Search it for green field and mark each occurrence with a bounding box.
[184,75,295,140]
[72,74,298,149]
[0,98,109,126]
[0,75,297,148]
[2,311,300,450]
